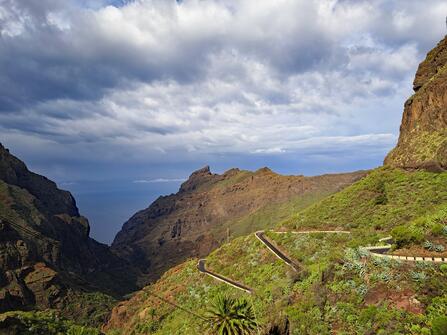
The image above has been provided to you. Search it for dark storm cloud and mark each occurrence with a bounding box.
[0,0,217,112]
[0,0,373,115]
[0,0,446,178]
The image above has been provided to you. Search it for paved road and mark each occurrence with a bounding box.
[362,244,447,263]
[255,231,300,272]
[197,259,253,294]
[197,230,446,296]
[273,230,351,235]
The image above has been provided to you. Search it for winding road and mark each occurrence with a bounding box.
[255,231,301,272]
[197,230,447,293]
[361,244,447,263]
[197,259,253,294]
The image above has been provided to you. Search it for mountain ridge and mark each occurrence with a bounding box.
[112,165,366,283]
[0,143,138,318]
[104,35,447,335]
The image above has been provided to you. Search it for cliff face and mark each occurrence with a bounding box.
[384,36,447,169]
[0,144,138,313]
[112,166,366,282]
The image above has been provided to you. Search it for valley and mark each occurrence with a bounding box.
[1,16,447,335]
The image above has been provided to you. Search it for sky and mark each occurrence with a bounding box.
[1,0,446,244]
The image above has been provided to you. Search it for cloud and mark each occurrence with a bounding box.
[0,0,446,178]
[133,178,186,183]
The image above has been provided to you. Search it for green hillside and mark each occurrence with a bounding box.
[283,167,447,233]
[104,167,447,334]
[0,310,102,335]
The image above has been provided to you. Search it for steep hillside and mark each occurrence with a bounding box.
[112,166,366,282]
[0,144,138,324]
[385,36,447,170]
[104,36,447,334]
[283,167,447,235]
[105,167,447,335]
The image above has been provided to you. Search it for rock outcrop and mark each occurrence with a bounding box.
[385,36,447,169]
[112,166,366,283]
[0,144,138,313]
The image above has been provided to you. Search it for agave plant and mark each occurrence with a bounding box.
[205,295,257,335]
[410,271,427,282]
[423,240,433,250]
[434,244,445,253]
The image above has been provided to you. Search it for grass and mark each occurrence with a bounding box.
[214,191,331,239]
[61,291,117,328]
[386,130,447,167]
[107,230,447,334]
[0,310,102,335]
[282,168,447,238]
[105,168,447,334]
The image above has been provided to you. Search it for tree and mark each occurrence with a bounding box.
[205,295,257,335]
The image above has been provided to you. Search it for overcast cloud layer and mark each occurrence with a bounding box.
[1,0,446,242]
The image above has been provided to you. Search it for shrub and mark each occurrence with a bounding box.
[391,225,424,248]
[431,223,445,236]
[407,324,431,335]
[439,264,447,274]
[432,316,447,335]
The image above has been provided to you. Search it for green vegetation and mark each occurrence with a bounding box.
[205,295,257,335]
[61,291,117,328]
[392,225,424,248]
[4,167,446,334]
[432,316,447,335]
[105,168,447,334]
[390,203,447,250]
[0,180,45,226]
[216,192,332,238]
[283,168,447,240]
[0,310,102,335]
[385,130,447,167]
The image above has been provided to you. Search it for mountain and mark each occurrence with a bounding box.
[104,37,447,334]
[0,144,138,321]
[112,166,366,283]
[105,167,447,334]
[384,36,447,170]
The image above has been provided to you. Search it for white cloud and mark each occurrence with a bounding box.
[0,0,446,178]
[133,178,186,183]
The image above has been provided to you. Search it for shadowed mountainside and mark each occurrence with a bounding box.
[0,144,138,316]
[112,166,366,282]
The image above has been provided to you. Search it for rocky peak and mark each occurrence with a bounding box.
[384,35,447,170]
[255,167,275,175]
[0,143,79,217]
[179,165,216,193]
[413,36,447,91]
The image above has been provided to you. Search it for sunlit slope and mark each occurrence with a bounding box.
[282,167,447,236]
[105,167,447,334]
